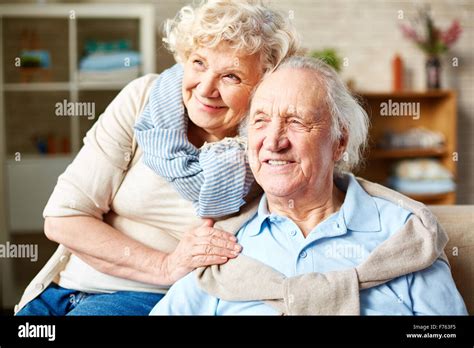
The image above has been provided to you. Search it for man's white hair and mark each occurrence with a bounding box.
[163,0,300,73]
[275,56,369,173]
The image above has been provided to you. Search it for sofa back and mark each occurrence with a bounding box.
[429,205,474,314]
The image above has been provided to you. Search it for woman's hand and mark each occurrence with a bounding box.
[161,219,242,285]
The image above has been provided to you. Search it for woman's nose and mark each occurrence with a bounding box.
[196,72,220,98]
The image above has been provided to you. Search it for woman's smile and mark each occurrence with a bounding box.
[193,94,228,114]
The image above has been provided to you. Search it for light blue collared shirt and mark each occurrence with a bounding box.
[151,174,467,315]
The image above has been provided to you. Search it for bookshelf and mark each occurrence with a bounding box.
[0,3,155,154]
[0,3,156,308]
[356,90,457,205]
[0,3,155,230]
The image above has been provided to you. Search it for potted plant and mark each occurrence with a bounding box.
[399,5,462,89]
[309,48,342,72]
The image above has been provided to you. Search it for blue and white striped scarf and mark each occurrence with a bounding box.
[134,64,254,218]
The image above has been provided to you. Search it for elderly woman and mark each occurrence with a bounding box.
[15,0,299,315]
[151,56,467,315]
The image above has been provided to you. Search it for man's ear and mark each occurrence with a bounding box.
[333,128,349,162]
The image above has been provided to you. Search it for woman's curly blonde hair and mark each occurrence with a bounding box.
[163,0,300,72]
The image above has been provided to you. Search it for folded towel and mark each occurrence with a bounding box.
[378,127,445,149]
[84,39,132,55]
[79,51,141,71]
[392,159,453,180]
[389,177,455,194]
[78,66,140,83]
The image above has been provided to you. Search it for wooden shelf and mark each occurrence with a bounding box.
[4,82,127,91]
[77,81,127,90]
[0,2,157,311]
[371,147,447,159]
[356,90,455,99]
[1,4,155,154]
[4,82,71,91]
[405,192,456,204]
[356,90,457,205]
[0,4,156,229]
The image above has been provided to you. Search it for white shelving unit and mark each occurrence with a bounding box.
[0,3,156,309]
[0,3,155,152]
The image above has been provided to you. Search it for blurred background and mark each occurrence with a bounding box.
[0,0,472,312]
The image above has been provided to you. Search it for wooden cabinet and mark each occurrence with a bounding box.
[355,91,457,205]
[0,3,156,308]
[0,3,155,156]
[0,3,156,232]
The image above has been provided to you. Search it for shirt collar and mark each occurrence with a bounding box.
[336,173,381,232]
[251,173,381,236]
[247,194,288,236]
[252,194,272,234]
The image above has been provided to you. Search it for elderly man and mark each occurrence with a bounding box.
[150,56,467,315]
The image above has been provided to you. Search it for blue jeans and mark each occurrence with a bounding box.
[16,283,165,316]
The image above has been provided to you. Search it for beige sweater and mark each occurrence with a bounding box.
[15,74,260,313]
[197,177,449,315]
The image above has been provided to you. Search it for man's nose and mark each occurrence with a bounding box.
[196,72,220,98]
[263,121,290,152]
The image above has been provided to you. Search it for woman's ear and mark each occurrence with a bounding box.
[333,128,348,162]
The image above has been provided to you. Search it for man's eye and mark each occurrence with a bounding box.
[253,117,266,125]
[288,118,311,130]
[289,119,303,125]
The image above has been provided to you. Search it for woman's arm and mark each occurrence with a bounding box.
[43,75,240,286]
[45,216,240,286]
[45,215,167,285]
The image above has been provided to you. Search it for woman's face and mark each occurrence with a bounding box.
[182,42,262,141]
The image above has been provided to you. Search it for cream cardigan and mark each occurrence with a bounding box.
[15,74,260,313]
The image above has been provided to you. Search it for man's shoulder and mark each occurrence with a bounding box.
[345,174,412,235]
[373,194,412,216]
[372,195,413,236]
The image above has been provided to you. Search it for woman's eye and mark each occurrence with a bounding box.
[193,60,205,69]
[224,74,241,83]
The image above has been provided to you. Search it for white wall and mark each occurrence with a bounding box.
[3,0,473,203]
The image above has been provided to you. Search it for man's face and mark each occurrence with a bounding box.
[248,68,343,199]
